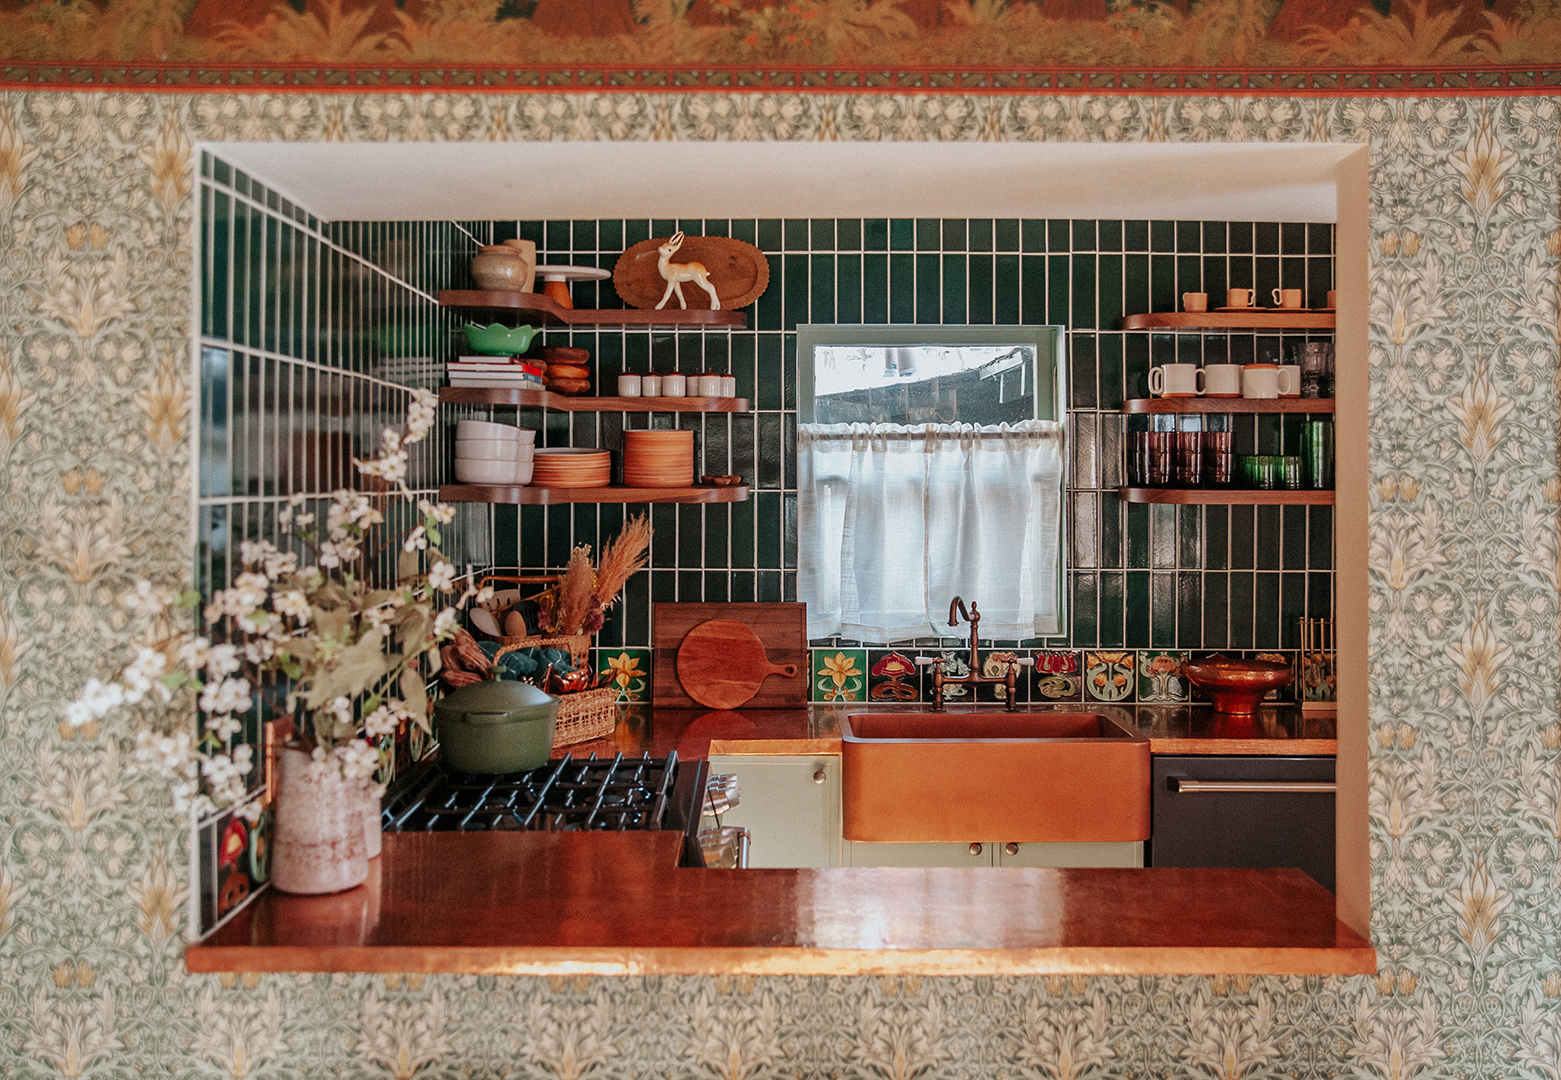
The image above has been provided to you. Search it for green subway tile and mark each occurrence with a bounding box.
[1283,505,1308,570]
[864,252,889,322]
[1150,220,1174,252]
[730,571,755,602]
[1123,253,1149,321]
[1308,222,1334,254]
[1255,221,1280,254]
[1255,504,1282,569]
[1150,253,1175,314]
[1177,571,1202,650]
[1178,505,1203,568]
[916,253,940,322]
[1125,571,1151,648]
[704,571,729,604]
[837,254,862,323]
[756,254,783,329]
[864,218,888,250]
[1204,505,1229,570]
[784,253,809,329]
[810,218,835,249]
[649,503,678,566]
[1022,219,1045,252]
[917,218,940,250]
[550,220,576,249]
[1151,502,1176,568]
[679,569,704,599]
[1308,260,1333,308]
[1097,254,1122,330]
[890,218,914,250]
[1071,334,1097,410]
[1100,489,1123,569]
[1309,505,1333,569]
[757,412,783,488]
[1151,572,1176,647]
[756,334,783,410]
[1229,505,1255,569]
[968,219,993,252]
[783,218,808,250]
[1099,571,1125,647]
[1048,254,1069,325]
[942,254,967,324]
[650,568,676,604]
[837,219,862,250]
[1098,220,1122,252]
[995,254,1021,324]
[1254,573,1281,649]
[730,335,756,399]
[729,219,756,245]
[756,492,782,568]
[996,218,1020,251]
[1228,221,1253,253]
[889,253,915,322]
[1308,572,1332,620]
[1098,333,1123,411]
[1072,571,1098,648]
[546,505,574,566]
[758,571,782,602]
[1175,221,1200,253]
[1124,219,1149,251]
[1201,255,1229,304]
[1021,254,1046,323]
[1047,219,1069,251]
[810,254,835,324]
[1228,572,1254,649]
[678,504,703,567]
[757,218,782,249]
[1127,501,1150,568]
[572,220,596,250]
[968,254,993,324]
[1282,572,1307,648]
[208,191,229,339]
[1201,221,1227,253]
[1202,572,1228,646]
[730,497,755,568]
[1072,220,1096,250]
[1282,222,1307,254]
[783,492,797,568]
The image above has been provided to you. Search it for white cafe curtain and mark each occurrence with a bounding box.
[797,420,1065,642]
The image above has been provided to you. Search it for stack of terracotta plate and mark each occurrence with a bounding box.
[622,430,695,488]
[532,447,611,488]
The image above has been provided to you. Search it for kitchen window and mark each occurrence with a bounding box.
[796,325,1067,642]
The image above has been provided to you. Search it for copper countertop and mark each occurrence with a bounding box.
[560,702,1336,759]
[188,831,1372,977]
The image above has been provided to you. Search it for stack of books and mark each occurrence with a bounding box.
[446,357,545,390]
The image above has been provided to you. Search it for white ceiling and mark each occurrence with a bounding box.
[209,140,1356,224]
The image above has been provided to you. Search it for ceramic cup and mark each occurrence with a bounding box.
[1273,288,1303,309]
[1149,363,1201,398]
[1226,288,1253,308]
[641,374,661,397]
[617,374,642,397]
[1182,291,1208,313]
[500,238,538,293]
[1326,290,1338,309]
[663,373,687,397]
[1200,364,1243,398]
[1241,363,1299,399]
[1278,363,1302,397]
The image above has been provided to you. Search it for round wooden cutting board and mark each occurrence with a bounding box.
[676,618,799,710]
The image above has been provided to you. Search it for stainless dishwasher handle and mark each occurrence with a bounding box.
[1169,778,1336,794]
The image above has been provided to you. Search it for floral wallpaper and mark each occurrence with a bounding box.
[2,87,1559,1076]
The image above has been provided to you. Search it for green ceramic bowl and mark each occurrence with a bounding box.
[463,322,540,356]
[433,679,560,773]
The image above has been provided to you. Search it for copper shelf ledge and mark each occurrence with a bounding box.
[441,290,747,329]
[1122,398,1335,415]
[440,483,750,505]
[1122,487,1335,506]
[1121,312,1336,332]
[438,387,749,413]
[186,832,1374,978]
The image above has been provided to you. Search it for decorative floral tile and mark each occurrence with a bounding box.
[215,812,254,919]
[812,648,867,702]
[598,648,651,703]
[1032,650,1084,702]
[977,650,1027,704]
[867,649,921,702]
[1137,650,1189,703]
[933,649,973,703]
[1084,651,1135,703]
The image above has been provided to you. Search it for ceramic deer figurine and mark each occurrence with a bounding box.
[655,232,721,311]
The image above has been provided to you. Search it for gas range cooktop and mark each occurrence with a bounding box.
[382,752,708,862]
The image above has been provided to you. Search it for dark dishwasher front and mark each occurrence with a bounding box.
[1150,755,1335,892]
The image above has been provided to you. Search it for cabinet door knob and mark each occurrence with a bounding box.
[1005,842,1019,856]
[968,843,984,857]
[812,769,827,784]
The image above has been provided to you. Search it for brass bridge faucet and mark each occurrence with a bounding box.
[920,596,1032,712]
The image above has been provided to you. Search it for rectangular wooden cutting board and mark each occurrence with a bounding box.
[652,602,807,709]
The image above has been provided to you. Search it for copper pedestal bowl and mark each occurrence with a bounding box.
[1185,655,1293,715]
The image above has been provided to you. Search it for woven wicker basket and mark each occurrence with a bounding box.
[474,574,591,667]
[553,687,618,748]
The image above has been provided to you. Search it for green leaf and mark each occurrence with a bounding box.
[160,671,188,689]
[427,526,442,547]
[176,590,202,609]
[401,668,428,729]
[398,547,420,583]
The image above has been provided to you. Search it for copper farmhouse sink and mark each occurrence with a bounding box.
[840,710,1151,844]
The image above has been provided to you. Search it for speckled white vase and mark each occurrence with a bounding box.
[361,787,382,859]
[271,746,367,895]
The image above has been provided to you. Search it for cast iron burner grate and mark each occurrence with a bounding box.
[383,752,689,833]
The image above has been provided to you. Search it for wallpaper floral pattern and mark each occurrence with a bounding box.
[1,86,1558,1077]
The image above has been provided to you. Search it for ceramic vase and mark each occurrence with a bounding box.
[471,246,525,291]
[362,786,382,859]
[271,746,368,895]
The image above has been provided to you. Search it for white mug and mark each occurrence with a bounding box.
[1277,364,1301,397]
[1201,364,1243,398]
[1241,364,1299,399]
[1149,363,1200,398]
[641,374,661,397]
[663,373,687,397]
[617,374,642,397]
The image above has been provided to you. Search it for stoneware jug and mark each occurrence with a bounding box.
[271,745,368,895]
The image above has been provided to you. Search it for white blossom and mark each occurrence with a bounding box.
[200,677,252,717]
[203,643,241,679]
[428,560,456,592]
[120,647,168,705]
[434,607,458,639]
[418,498,456,525]
[205,714,242,739]
[272,591,311,621]
[402,525,427,553]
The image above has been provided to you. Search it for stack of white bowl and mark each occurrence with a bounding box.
[455,419,535,485]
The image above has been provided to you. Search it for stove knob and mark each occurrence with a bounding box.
[1005,842,1019,856]
[968,843,983,857]
[812,769,827,784]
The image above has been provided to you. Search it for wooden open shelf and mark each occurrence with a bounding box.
[441,483,751,505]
[1123,398,1335,415]
[1122,487,1334,505]
[1121,312,1335,332]
[441,290,747,329]
[440,387,748,413]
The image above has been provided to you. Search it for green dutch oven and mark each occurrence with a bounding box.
[433,679,560,774]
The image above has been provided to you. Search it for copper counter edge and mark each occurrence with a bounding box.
[185,941,1375,977]
[1147,738,1339,755]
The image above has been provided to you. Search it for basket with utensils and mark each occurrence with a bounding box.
[469,573,591,667]
[487,641,618,748]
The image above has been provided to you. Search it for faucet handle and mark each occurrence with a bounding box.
[1011,657,1035,668]
[914,656,941,667]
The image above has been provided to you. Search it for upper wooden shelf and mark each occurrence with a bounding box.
[440,387,749,413]
[1123,398,1335,415]
[1122,487,1334,505]
[440,290,748,329]
[441,483,750,506]
[1121,312,1335,332]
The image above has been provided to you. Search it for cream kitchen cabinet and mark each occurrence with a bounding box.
[707,753,841,868]
[847,840,1143,867]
